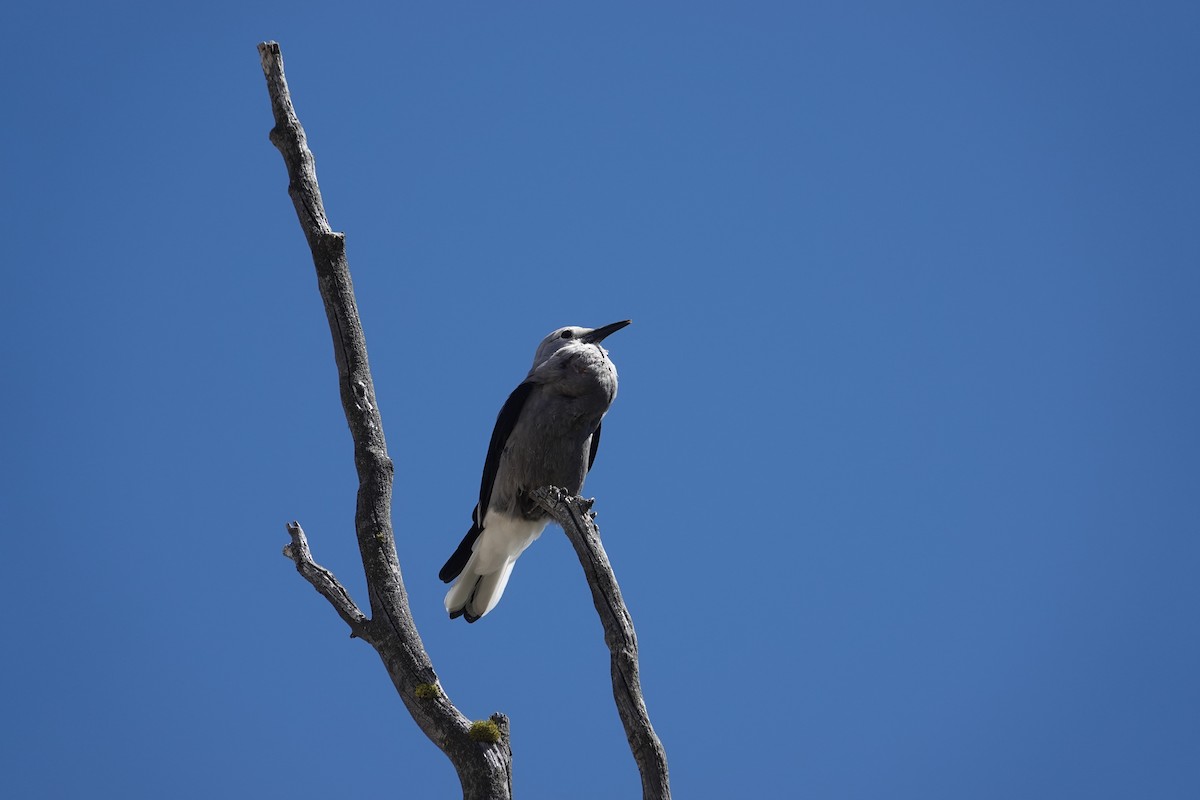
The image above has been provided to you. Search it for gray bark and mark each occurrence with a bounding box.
[531,487,671,800]
[258,41,512,800]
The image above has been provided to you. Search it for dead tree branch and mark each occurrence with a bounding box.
[283,521,370,638]
[258,41,512,800]
[531,486,671,800]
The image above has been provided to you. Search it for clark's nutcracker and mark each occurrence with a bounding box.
[440,320,631,622]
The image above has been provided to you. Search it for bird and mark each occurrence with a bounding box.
[440,320,631,622]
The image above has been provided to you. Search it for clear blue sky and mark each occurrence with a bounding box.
[2,3,1197,798]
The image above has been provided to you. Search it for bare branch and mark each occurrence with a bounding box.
[283,521,370,638]
[531,486,672,800]
[259,41,512,800]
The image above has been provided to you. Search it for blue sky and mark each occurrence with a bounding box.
[2,2,1198,798]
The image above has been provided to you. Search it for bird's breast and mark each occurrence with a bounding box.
[557,348,618,404]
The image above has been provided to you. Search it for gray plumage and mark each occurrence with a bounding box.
[440,320,631,622]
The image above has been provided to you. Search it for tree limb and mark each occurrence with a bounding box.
[531,486,672,800]
[259,41,512,800]
[283,521,370,639]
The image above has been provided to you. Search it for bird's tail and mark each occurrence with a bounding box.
[444,554,517,623]
[442,513,545,622]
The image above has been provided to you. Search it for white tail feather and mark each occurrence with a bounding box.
[443,556,480,614]
[467,558,516,619]
[444,512,547,621]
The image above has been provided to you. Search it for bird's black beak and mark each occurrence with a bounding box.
[580,319,632,344]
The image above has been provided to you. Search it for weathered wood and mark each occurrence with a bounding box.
[283,521,370,639]
[531,487,671,800]
[259,41,512,800]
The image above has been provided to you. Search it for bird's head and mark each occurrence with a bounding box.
[530,320,631,370]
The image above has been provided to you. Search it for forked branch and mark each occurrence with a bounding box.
[260,39,669,800]
[258,40,512,800]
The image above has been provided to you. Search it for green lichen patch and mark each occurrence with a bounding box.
[468,719,502,744]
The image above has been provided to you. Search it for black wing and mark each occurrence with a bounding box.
[588,420,602,472]
[439,520,480,583]
[439,381,536,583]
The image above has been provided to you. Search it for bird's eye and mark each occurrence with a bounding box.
[560,329,574,339]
